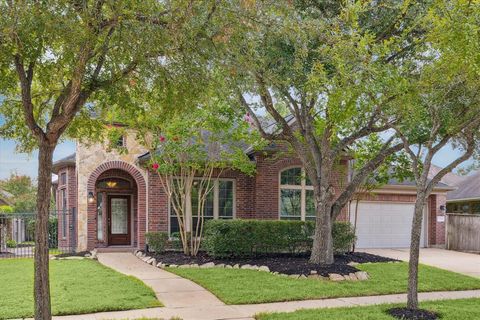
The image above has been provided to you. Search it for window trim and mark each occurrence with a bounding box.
[168,178,236,235]
[279,167,314,221]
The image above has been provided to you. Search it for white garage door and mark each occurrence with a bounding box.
[349,202,426,249]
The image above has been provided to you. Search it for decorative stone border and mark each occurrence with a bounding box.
[134,250,369,282]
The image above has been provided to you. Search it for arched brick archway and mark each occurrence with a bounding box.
[87,161,147,250]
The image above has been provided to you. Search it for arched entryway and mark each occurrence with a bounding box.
[87,161,146,250]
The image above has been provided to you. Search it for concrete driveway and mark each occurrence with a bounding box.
[362,248,480,278]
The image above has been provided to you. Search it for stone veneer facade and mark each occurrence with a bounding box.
[75,129,148,251]
[54,135,449,251]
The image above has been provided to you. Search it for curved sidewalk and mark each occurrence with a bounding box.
[97,252,225,308]
[50,252,480,320]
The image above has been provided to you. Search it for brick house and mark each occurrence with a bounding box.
[52,130,453,252]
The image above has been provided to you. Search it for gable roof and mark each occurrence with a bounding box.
[446,170,480,201]
[52,153,76,174]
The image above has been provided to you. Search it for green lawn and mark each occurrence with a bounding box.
[256,298,480,320]
[168,262,480,304]
[0,259,161,319]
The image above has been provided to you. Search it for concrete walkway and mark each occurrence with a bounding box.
[52,289,480,320]
[362,248,480,278]
[48,252,480,320]
[97,253,225,308]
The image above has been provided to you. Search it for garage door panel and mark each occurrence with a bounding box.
[350,202,426,249]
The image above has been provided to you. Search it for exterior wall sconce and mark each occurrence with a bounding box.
[440,205,446,213]
[88,192,95,204]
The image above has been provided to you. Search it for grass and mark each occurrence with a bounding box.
[0,258,161,319]
[167,262,480,304]
[255,298,480,319]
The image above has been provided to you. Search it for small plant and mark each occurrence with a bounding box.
[6,240,17,248]
[145,232,169,253]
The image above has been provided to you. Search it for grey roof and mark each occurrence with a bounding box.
[385,177,453,190]
[52,153,76,173]
[447,170,480,201]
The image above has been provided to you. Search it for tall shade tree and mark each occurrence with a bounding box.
[392,0,480,312]
[218,0,428,263]
[0,1,217,318]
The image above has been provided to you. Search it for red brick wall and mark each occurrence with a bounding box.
[429,194,446,246]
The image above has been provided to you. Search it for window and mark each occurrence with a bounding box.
[61,189,67,238]
[61,172,67,185]
[97,193,104,241]
[116,135,125,148]
[170,179,235,235]
[97,178,131,189]
[279,167,315,221]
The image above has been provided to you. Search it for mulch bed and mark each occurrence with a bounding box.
[388,308,439,320]
[152,251,398,277]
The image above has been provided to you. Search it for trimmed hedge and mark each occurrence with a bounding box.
[146,232,169,253]
[203,219,356,258]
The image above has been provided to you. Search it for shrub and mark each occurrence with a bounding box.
[0,205,13,214]
[6,240,17,248]
[146,232,169,253]
[332,222,356,254]
[203,219,356,258]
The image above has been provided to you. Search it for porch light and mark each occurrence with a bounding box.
[88,192,95,204]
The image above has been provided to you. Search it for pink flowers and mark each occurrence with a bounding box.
[159,135,166,142]
[244,112,255,127]
[151,163,159,170]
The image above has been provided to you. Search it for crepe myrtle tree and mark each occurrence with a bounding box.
[142,103,260,256]
[392,0,480,311]
[0,1,219,318]
[219,1,428,264]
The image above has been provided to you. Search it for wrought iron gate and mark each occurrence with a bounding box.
[0,208,76,259]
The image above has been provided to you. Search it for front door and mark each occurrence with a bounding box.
[108,195,131,245]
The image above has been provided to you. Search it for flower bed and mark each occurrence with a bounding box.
[135,250,398,281]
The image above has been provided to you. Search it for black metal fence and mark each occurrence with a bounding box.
[0,209,76,259]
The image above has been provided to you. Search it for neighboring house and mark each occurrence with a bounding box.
[52,129,452,252]
[446,169,480,214]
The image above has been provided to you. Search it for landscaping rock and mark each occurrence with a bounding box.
[259,266,270,272]
[355,271,369,281]
[233,264,240,268]
[90,250,98,260]
[347,261,359,266]
[225,265,233,269]
[149,258,157,266]
[348,273,358,281]
[179,264,191,268]
[240,264,253,269]
[215,263,225,268]
[289,274,300,279]
[200,262,215,268]
[169,264,178,268]
[142,256,151,262]
[156,262,163,268]
[310,270,317,275]
[191,263,199,268]
[299,275,307,279]
[328,273,345,281]
[64,256,84,260]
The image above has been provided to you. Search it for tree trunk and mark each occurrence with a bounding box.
[407,190,427,310]
[310,190,334,264]
[34,142,55,320]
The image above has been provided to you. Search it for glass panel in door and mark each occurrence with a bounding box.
[111,198,128,234]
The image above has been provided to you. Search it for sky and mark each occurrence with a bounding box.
[0,138,75,181]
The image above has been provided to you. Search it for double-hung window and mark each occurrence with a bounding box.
[279,167,315,221]
[170,179,235,235]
